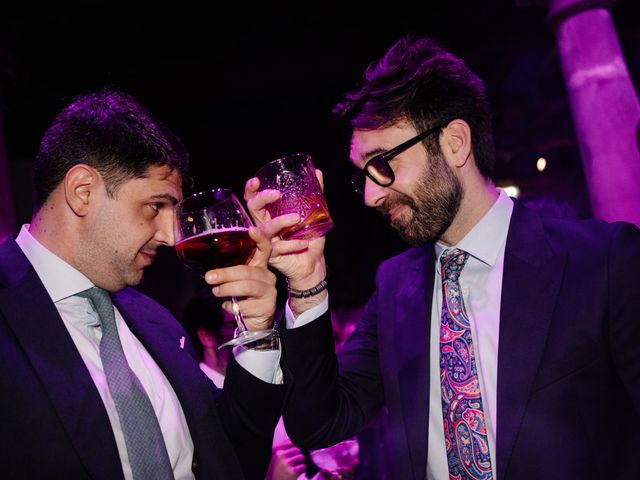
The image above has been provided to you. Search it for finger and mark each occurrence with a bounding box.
[261,213,300,238]
[247,226,271,267]
[245,179,281,225]
[280,446,303,456]
[273,439,296,452]
[219,295,277,321]
[204,263,275,286]
[316,168,324,191]
[290,464,307,474]
[214,278,276,300]
[246,189,281,225]
[281,452,306,466]
[247,188,281,211]
[243,177,261,201]
[272,239,310,256]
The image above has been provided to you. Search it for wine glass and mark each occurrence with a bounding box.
[174,188,276,348]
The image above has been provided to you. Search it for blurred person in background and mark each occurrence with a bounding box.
[182,287,238,388]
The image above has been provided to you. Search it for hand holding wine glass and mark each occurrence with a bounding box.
[204,226,277,333]
[175,188,277,348]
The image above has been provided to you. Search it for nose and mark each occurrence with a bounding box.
[363,178,387,208]
[154,209,176,247]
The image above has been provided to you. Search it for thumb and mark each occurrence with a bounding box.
[316,168,324,191]
[248,225,271,267]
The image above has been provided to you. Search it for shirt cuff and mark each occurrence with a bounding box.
[285,294,329,329]
[233,345,283,384]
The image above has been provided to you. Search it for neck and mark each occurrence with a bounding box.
[439,178,499,246]
[29,201,74,262]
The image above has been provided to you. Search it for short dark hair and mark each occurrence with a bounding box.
[334,34,495,179]
[33,90,190,210]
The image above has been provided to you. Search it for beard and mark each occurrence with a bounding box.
[377,151,462,246]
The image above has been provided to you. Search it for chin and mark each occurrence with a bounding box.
[124,270,145,287]
[98,280,128,293]
[128,276,144,287]
[398,222,442,247]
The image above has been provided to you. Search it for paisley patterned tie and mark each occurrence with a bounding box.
[439,249,493,480]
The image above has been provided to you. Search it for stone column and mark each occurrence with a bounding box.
[517,0,640,225]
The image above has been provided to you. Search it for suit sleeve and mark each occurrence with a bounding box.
[279,284,386,450]
[219,355,286,480]
[608,222,640,414]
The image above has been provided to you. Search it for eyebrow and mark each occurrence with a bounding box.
[363,148,387,160]
[350,148,388,167]
[148,193,180,206]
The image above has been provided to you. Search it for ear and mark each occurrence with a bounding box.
[441,119,473,169]
[197,327,216,348]
[63,164,101,217]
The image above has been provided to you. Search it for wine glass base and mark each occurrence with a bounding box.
[218,329,277,349]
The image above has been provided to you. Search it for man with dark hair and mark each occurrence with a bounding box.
[32,91,191,211]
[247,35,640,479]
[0,90,284,479]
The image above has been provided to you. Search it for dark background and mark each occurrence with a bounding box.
[2,1,639,317]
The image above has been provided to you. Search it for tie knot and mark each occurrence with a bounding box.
[440,248,469,281]
[77,286,111,304]
[76,287,114,324]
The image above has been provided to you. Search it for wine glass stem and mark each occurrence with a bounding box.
[231,296,248,332]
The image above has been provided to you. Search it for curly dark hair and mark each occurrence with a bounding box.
[334,34,495,179]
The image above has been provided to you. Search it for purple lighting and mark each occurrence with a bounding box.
[548,1,640,225]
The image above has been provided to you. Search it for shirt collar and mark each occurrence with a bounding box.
[435,189,514,267]
[15,224,95,303]
[199,362,225,388]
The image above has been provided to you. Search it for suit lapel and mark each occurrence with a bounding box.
[0,238,123,480]
[496,203,566,480]
[113,289,244,479]
[394,246,435,479]
[112,290,214,444]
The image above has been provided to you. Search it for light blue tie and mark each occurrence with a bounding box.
[78,287,174,480]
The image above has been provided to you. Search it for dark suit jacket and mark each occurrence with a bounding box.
[281,201,640,479]
[0,236,284,480]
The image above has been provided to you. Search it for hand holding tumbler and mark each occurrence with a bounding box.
[255,153,333,241]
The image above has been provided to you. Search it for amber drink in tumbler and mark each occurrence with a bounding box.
[255,153,333,240]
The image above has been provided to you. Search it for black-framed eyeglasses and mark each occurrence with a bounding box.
[350,120,451,196]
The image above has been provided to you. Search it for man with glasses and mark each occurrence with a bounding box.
[250,34,640,479]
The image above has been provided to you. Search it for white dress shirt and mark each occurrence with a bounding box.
[199,362,225,389]
[283,191,513,480]
[15,224,284,477]
[16,225,196,480]
[427,190,513,480]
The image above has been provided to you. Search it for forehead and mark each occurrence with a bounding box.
[120,165,183,202]
[349,121,419,166]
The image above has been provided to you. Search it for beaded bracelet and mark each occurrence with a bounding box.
[287,278,328,299]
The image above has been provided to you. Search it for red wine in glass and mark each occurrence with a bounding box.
[175,227,257,276]
[174,188,276,349]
